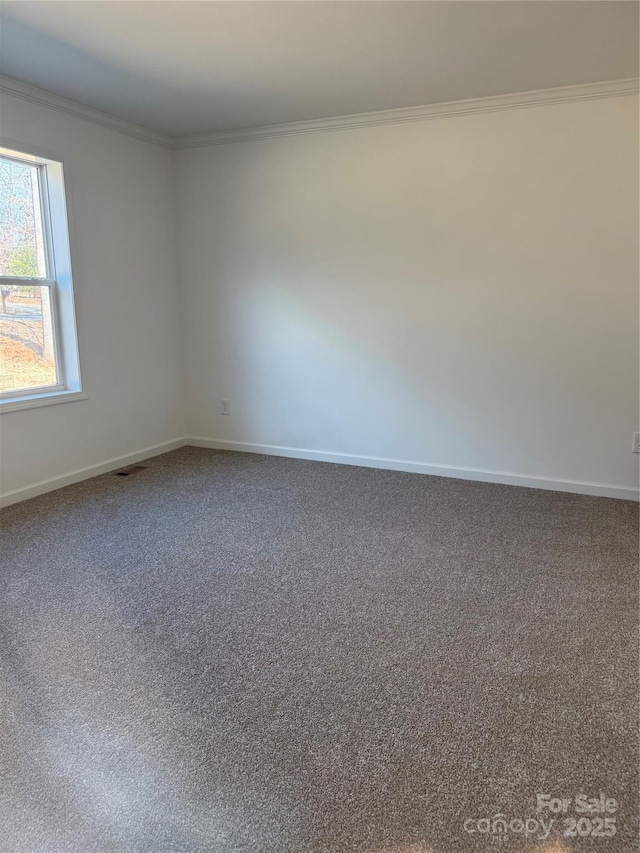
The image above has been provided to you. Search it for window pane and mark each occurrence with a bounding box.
[0,157,47,277]
[0,284,58,392]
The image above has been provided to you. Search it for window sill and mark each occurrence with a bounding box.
[0,388,87,413]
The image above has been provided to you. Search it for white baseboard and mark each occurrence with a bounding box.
[187,436,640,502]
[3,435,637,507]
[0,438,188,508]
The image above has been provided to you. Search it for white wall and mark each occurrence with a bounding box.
[0,92,185,496]
[1,89,637,501]
[175,94,639,494]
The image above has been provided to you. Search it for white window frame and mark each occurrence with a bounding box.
[0,144,84,412]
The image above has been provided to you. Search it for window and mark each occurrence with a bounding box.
[0,145,82,411]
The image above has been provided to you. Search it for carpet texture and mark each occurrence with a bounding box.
[1,447,637,853]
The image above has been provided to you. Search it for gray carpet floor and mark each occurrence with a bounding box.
[1,447,637,853]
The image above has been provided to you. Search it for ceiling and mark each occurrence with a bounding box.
[0,1,638,138]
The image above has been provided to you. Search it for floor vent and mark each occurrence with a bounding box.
[114,465,148,477]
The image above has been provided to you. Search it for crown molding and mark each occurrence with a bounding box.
[0,74,172,149]
[2,73,637,152]
[173,77,639,150]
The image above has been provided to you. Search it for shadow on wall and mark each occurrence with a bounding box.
[224,274,562,471]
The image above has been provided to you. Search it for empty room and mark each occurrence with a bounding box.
[0,2,638,851]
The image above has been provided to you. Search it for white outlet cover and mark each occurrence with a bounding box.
[633,432,640,453]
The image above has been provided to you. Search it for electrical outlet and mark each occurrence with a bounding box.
[220,399,230,416]
[633,432,640,454]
